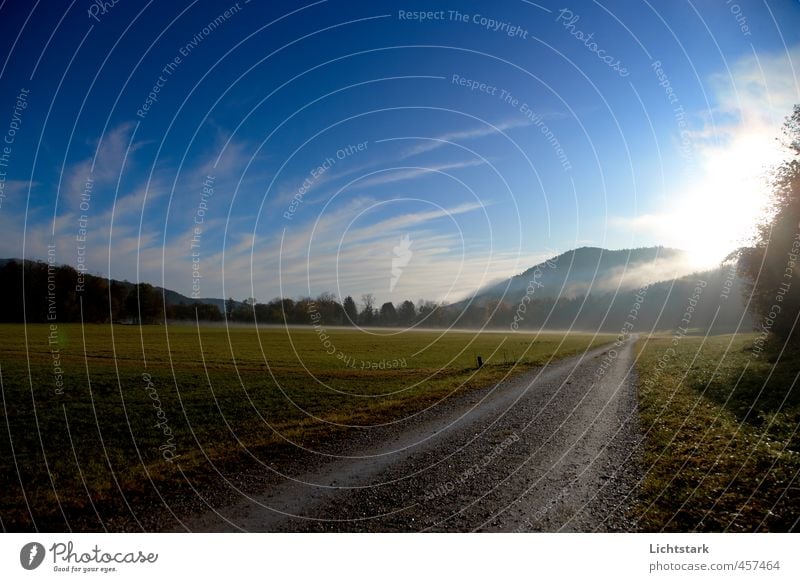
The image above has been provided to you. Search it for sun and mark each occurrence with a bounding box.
[672,131,780,269]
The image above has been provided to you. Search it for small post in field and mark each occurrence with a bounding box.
[476,355,483,369]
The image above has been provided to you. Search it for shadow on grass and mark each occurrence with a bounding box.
[698,338,800,454]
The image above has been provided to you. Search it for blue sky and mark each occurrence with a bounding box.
[0,0,799,305]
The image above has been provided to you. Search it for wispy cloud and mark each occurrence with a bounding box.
[2,112,544,306]
[400,119,530,158]
[59,123,141,213]
[351,159,487,190]
[205,197,507,304]
[0,123,263,296]
[269,121,521,209]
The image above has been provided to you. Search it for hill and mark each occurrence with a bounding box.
[468,246,694,306]
[453,247,752,333]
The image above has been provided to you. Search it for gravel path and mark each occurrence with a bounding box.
[183,338,643,532]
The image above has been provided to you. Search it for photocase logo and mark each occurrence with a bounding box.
[390,234,413,291]
[20,542,45,570]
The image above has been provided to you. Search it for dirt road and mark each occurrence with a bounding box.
[184,338,642,532]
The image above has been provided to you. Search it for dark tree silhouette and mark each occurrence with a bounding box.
[397,300,416,325]
[359,293,375,325]
[342,295,358,325]
[126,283,163,324]
[225,297,236,320]
[379,301,397,325]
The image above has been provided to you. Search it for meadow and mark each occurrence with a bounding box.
[0,323,611,530]
[634,333,800,532]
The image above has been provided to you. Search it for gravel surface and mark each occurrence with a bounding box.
[181,338,643,532]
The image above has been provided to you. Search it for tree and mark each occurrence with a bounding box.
[279,297,298,323]
[416,299,438,324]
[342,295,358,325]
[315,292,343,324]
[125,283,163,324]
[398,300,416,325]
[736,105,800,341]
[379,301,397,325]
[0,261,23,322]
[83,276,110,322]
[110,281,130,321]
[195,302,222,321]
[225,297,236,320]
[295,297,312,324]
[359,293,375,325]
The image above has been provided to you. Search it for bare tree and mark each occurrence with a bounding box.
[360,293,375,325]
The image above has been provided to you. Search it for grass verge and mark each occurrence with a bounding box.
[634,333,800,531]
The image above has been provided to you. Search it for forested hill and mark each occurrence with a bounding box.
[465,246,694,306]
[462,263,753,333]
[0,259,224,323]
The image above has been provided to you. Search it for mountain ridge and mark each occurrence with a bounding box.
[464,245,695,307]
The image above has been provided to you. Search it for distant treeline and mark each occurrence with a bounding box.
[228,293,449,327]
[0,260,451,327]
[0,259,750,332]
[0,260,221,324]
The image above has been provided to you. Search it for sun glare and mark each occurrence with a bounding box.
[671,130,781,269]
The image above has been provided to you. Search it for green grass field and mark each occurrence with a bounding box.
[634,333,800,532]
[0,323,611,530]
